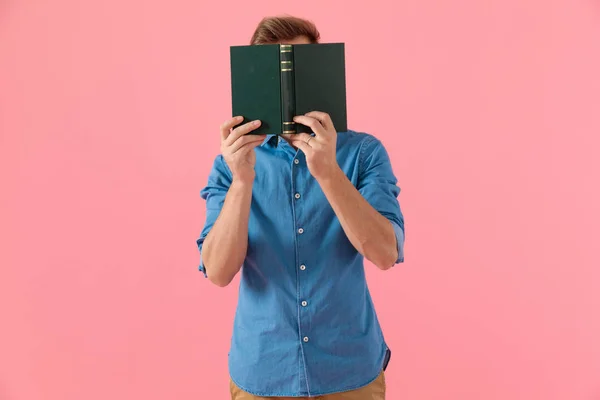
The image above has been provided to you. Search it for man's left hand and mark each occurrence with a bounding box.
[282,111,340,182]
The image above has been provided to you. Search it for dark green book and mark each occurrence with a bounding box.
[230,43,347,135]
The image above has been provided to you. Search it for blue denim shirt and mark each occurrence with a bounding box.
[196,130,405,397]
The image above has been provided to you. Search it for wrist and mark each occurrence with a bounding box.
[316,164,344,186]
[230,175,255,191]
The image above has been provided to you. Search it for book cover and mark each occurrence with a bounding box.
[230,42,347,135]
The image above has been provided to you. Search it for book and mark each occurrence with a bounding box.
[229,42,347,135]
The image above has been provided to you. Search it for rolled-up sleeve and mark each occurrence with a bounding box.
[357,136,405,263]
[196,155,232,277]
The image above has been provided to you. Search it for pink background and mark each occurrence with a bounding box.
[1,0,599,399]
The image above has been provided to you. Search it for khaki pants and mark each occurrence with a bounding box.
[230,371,386,399]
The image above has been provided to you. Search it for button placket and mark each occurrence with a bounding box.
[292,152,311,350]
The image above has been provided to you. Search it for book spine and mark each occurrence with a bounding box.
[280,44,296,135]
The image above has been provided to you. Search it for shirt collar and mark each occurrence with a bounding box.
[262,134,279,147]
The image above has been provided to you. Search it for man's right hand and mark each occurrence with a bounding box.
[220,116,266,184]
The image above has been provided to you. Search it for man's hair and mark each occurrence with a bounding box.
[250,15,320,45]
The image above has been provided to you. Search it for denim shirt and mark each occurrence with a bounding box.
[196,130,405,397]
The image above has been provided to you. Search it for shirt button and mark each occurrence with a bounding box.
[294,159,299,164]
[294,193,301,199]
[301,301,308,307]
[300,265,306,271]
[303,336,309,342]
[298,228,304,234]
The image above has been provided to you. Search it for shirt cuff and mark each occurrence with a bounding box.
[391,221,405,263]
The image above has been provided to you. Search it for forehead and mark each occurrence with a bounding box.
[277,36,311,45]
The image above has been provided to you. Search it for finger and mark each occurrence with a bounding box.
[304,111,334,130]
[229,134,266,153]
[220,116,244,141]
[235,137,267,154]
[281,133,316,145]
[293,115,326,137]
[226,120,262,145]
[289,139,313,154]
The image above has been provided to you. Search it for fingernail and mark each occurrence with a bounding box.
[253,120,261,125]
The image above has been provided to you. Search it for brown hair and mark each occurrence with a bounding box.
[250,15,320,45]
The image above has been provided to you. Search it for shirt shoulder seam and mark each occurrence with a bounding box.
[358,133,379,173]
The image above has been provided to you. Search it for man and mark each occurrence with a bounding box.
[197,15,405,400]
